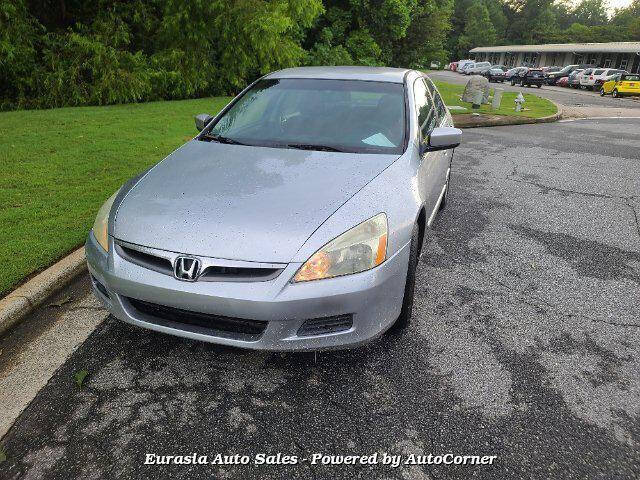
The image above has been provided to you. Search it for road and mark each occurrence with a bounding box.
[1,119,640,479]
[429,70,640,109]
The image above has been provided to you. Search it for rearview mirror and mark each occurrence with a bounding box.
[195,113,213,132]
[422,127,462,153]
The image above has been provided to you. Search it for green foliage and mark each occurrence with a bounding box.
[1,0,324,110]
[458,0,497,53]
[0,0,40,109]
[450,0,640,57]
[2,0,638,109]
[74,369,89,388]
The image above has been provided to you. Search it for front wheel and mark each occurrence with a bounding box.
[612,89,620,98]
[600,88,606,96]
[536,84,541,88]
[389,223,420,332]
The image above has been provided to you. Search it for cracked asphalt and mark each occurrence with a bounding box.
[1,118,639,479]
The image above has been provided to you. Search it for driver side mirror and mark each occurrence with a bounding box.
[421,127,462,154]
[195,113,213,132]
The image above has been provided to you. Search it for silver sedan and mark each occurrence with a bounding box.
[86,66,461,350]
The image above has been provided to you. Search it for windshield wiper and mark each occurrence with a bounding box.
[284,143,347,152]
[201,133,247,146]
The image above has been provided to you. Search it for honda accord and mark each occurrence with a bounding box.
[86,66,461,350]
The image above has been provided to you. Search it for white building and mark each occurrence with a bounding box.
[470,42,640,73]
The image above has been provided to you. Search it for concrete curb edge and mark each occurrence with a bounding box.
[453,100,564,129]
[0,247,87,336]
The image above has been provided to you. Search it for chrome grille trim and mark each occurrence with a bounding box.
[113,239,286,282]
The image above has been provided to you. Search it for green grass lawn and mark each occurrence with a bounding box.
[0,81,557,297]
[434,81,558,118]
[0,97,231,297]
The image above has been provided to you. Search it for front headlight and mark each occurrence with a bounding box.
[293,213,387,282]
[92,189,121,252]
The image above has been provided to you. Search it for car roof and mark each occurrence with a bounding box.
[266,66,411,84]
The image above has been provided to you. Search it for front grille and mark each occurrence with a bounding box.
[126,297,268,338]
[115,242,283,282]
[297,314,353,337]
[117,245,173,275]
[201,265,282,282]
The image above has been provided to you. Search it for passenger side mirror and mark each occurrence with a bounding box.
[195,113,213,132]
[421,127,462,154]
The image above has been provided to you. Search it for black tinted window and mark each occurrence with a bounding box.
[413,79,436,137]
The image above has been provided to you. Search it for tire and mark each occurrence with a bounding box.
[537,84,541,88]
[511,79,516,86]
[389,223,420,332]
[600,88,605,96]
[612,89,619,98]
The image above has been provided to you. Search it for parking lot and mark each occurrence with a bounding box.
[429,70,640,109]
[1,118,639,479]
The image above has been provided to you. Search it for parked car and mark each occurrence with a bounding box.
[516,68,545,88]
[85,66,462,351]
[574,68,595,88]
[542,66,561,74]
[484,68,506,82]
[590,69,627,91]
[450,62,458,72]
[567,69,585,88]
[457,60,474,73]
[506,67,527,83]
[546,64,578,85]
[556,76,570,87]
[600,73,640,98]
[467,62,492,75]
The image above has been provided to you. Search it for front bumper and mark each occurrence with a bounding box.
[85,232,410,351]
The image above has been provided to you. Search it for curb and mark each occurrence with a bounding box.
[0,247,87,336]
[453,101,564,129]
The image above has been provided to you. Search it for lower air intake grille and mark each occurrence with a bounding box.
[126,297,267,337]
[91,275,110,299]
[297,314,353,337]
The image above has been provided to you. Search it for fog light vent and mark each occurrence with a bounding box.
[297,314,353,337]
[91,275,110,299]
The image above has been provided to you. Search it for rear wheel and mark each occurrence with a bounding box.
[612,89,620,98]
[389,223,420,332]
[536,84,541,88]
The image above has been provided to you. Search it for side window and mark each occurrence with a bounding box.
[413,79,436,138]
[424,77,446,124]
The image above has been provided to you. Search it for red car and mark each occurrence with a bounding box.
[450,62,458,72]
[556,76,569,87]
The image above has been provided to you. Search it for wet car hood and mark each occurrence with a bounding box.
[113,140,398,263]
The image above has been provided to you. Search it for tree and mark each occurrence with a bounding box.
[572,0,608,26]
[393,0,453,68]
[457,0,497,54]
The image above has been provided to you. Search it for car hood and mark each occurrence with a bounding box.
[113,140,398,262]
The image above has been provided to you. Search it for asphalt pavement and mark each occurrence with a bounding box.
[1,119,639,480]
[428,70,640,109]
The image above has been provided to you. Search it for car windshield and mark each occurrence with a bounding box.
[206,78,405,154]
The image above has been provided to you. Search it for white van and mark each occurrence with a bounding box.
[457,60,474,73]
